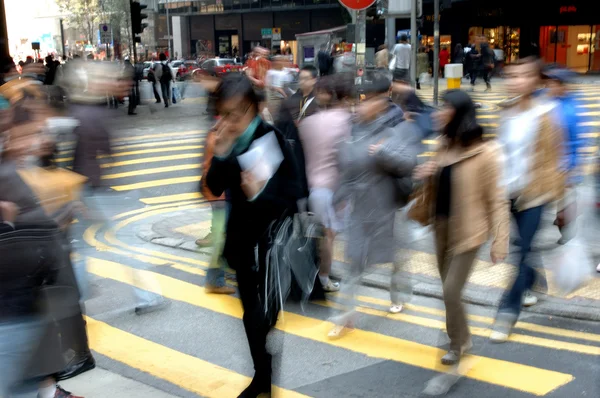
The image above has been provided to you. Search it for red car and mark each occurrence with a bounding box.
[197,58,242,77]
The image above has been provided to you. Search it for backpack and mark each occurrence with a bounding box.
[160,63,171,83]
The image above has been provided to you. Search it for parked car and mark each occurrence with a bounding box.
[142,61,155,79]
[197,58,242,77]
[170,60,184,80]
[176,60,199,80]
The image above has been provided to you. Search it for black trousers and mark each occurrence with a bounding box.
[150,80,161,102]
[128,84,137,114]
[235,258,280,382]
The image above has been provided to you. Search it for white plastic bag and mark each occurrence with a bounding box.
[389,55,397,71]
[420,72,432,84]
[400,199,433,243]
[546,236,594,295]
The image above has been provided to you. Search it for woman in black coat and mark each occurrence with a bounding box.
[206,75,303,398]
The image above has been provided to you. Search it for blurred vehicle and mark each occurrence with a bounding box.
[197,58,242,77]
[176,60,200,80]
[142,61,155,79]
[171,60,185,80]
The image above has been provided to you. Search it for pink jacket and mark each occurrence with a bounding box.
[298,108,351,191]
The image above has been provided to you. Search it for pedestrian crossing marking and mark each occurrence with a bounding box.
[85,257,575,396]
[476,114,500,119]
[322,294,600,354]
[140,192,203,204]
[317,299,600,356]
[578,103,600,108]
[111,138,205,151]
[579,121,600,127]
[577,111,600,117]
[101,153,201,168]
[85,317,308,398]
[110,176,202,191]
[98,145,204,159]
[349,295,600,344]
[480,123,499,127]
[102,164,201,180]
[111,130,204,143]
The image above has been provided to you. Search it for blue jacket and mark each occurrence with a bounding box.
[535,89,583,184]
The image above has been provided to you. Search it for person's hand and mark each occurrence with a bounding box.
[369,144,382,156]
[491,252,506,264]
[0,201,19,223]
[240,170,266,200]
[212,121,237,157]
[413,161,438,180]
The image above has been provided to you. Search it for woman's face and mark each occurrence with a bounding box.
[217,95,256,137]
[316,89,333,107]
[433,103,456,132]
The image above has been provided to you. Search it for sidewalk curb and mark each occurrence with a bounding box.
[138,222,600,322]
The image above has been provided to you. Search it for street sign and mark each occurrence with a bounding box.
[387,0,423,17]
[261,28,272,39]
[272,27,281,41]
[338,0,376,11]
[31,42,40,50]
[99,23,111,44]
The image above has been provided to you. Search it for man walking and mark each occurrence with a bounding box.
[156,53,174,108]
[392,34,411,82]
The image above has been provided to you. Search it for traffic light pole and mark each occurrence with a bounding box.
[433,0,440,105]
[0,0,8,59]
[410,0,417,88]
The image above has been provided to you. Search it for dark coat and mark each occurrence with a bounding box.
[69,104,112,187]
[206,120,302,270]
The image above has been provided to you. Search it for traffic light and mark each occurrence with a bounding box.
[130,0,148,36]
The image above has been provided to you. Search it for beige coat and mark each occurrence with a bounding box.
[417,141,510,258]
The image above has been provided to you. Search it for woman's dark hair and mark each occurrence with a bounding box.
[214,74,260,116]
[315,76,336,96]
[454,44,463,56]
[441,89,483,146]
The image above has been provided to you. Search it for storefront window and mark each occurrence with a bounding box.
[540,25,596,71]
[469,26,519,63]
[592,26,600,72]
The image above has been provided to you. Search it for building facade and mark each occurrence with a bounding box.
[405,0,599,72]
[155,0,348,60]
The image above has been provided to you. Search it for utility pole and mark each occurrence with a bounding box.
[59,19,66,58]
[433,0,440,105]
[355,9,366,75]
[0,0,7,59]
[410,0,417,88]
[165,0,171,58]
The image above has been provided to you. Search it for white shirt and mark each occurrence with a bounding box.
[266,69,292,98]
[499,101,557,198]
[393,43,411,69]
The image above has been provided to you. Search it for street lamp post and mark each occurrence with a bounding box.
[433,0,440,105]
[165,0,172,58]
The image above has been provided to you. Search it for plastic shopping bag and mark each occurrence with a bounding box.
[546,236,594,295]
[400,199,433,243]
[172,85,181,104]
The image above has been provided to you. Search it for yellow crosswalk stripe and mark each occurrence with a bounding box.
[476,114,500,119]
[332,294,600,347]
[577,111,600,117]
[101,153,201,168]
[140,192,203,204]
[110,176,201,191]
[581,132,599,138]
[480,123,499,128]
[101,164,201,180]
[86,257,575,396]
[86,317,307,398]
[98,145,203,159]
[111,138,204,151]
[111,130,204,143]
[578,103,600,108]
[579,121,600,127]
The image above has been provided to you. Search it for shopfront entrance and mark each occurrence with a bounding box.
[215,30,239,58]
[540,25,598,72]
[468,26,520,63]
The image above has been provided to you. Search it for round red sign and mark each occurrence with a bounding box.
[338,0,376,11]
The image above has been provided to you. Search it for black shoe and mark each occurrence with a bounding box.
[416,83,421,90]
[155,100,161,104]
[165,104,169,108]
[55,352,96,381]
[237,375,271,398]
[128,112,137,115]
[135,299,170,315]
